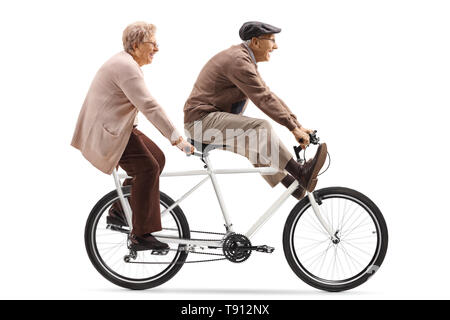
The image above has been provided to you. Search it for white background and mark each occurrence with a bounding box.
[0,0,449,300]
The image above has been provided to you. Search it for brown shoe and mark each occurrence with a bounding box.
[130,233,169,252]
[299,143,327,192]
[292,186,306,200]
[281,174,305,200]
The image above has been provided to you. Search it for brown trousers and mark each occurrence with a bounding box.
[114,127,165,236]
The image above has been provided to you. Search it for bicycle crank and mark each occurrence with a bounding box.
[222,233,275,263]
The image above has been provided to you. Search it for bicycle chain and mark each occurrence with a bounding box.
[126,228,228,265]
[126,250,227,265]
[162,227,227,241]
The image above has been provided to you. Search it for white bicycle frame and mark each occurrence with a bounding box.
[111,152,337,249]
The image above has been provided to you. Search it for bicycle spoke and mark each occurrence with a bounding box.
[338,198,353,232]
[341,240,373,257]
[337,198,342,232]
[330,199,339,230]
[309,242,332,273]
[336,245,349,279]
[299,244,331,270]
[302,244,333,265]
[306,242,333,271]
[337,244,355,276]
[110,253,126,270]
[341,245,370,271]
[98,242,123,254]
[341,214,371,239]
[96,232,125,238]
[96,241,124,245]
[340,204,360,233]
[298,238,330,254]
[101,242,124,263]
[317,243,333,276]
[321,199,333,232]
[341,221,373,240]
[303,216,329,237]
[339,243,364,269]
[344,234,377,242]
[343,228,376,237]
[295,233,328,241]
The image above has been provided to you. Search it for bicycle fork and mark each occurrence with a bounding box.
[307,192,339,243]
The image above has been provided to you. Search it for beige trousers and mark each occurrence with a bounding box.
[185,112,293,187]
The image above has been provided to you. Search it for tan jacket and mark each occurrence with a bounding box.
[71,51,180,174]
[184,44,301,130]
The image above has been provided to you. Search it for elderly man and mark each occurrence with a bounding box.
[184,21,327,199]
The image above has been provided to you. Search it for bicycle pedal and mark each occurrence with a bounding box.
[107,224,129,234]
[129,243,166,253]
[151,249,169,256]
[256,245,275,253]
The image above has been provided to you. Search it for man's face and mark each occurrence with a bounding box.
[251,34,278,62]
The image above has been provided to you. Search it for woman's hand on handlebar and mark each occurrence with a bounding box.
[291,126,313,149]
[173,136,194,154]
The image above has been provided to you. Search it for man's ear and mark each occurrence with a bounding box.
[250,37,259,48]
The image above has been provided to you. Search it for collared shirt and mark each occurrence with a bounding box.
[242,42,257,65]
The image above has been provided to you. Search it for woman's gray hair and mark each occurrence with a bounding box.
[122,22,156,54]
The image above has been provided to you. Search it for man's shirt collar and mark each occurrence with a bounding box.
[243,42,257,65]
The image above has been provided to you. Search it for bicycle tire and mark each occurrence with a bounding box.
[283,187,388,292]
[85,186,190,290]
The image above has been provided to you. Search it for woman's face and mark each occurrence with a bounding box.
[133,35,159,66]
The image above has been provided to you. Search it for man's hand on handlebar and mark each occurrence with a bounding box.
[291,126,314,149]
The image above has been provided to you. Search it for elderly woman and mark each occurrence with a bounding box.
[71,22,193,251]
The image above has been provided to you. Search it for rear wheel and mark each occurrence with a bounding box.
[85,186,190,290]
[283,187,388,292]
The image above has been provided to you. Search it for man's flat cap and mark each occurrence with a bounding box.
[239,21,281,41]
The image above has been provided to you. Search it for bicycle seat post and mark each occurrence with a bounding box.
[201,152,234,233]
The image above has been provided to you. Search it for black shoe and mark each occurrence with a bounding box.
[107,207,127,227]
[130,233,169,252]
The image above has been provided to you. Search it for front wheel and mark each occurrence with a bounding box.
[283,187,388,292]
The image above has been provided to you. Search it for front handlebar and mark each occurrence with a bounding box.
[294,130,320,162]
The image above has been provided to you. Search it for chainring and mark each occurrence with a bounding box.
[222,233,252,263]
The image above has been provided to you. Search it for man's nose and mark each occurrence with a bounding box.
[273,43,278,50]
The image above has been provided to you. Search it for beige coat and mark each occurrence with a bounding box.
[71,51,180,174]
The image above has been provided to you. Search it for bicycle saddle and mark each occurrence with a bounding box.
[188,139,227,154]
